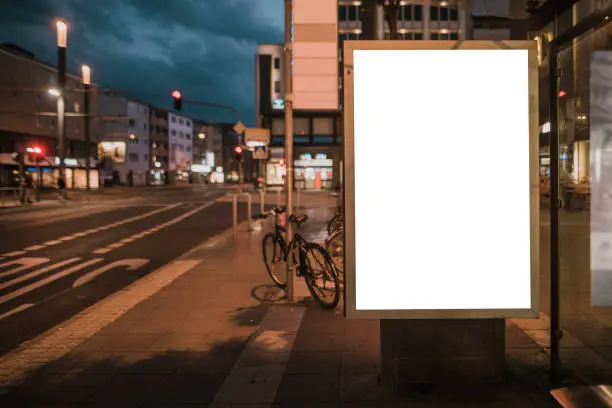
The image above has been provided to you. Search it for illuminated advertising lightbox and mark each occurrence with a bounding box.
[343,41,540,319]
[98,142,126,163]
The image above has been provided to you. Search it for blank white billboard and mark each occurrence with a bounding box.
[343,41,539,319]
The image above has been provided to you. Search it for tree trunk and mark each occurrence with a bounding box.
[384,1,401,40]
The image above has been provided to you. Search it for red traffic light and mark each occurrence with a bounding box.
[171,89,182,100]
[234,146,242,154]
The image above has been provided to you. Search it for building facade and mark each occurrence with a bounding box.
[167,112,193,183]
[126,100,150,186]
[148,105,169,185]
[97,93,132,186]
[0,44,99,188]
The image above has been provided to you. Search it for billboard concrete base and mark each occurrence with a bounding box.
[380,318,505,385]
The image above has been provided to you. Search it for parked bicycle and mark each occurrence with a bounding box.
[254,207,340,310]
[327,192,343,235]
[325,225,344,284]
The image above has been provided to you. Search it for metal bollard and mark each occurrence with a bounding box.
[259,189,265,214]
[247,193,253,231]
[296,186,301,211]
[232,194,238,234]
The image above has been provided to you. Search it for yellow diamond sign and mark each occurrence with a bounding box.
[233,121,246,135]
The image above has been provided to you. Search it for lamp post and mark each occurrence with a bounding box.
[82,64,92,189]
[56,20,68,190]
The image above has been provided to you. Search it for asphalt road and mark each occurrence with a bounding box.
[0,186,262,355]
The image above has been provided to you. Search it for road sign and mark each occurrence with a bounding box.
[245,128,270,146]
[233,121,246,135]
[272,99,285,110]
[252,145,268,160]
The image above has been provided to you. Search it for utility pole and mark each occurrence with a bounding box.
[284,0,294,301]
[56,21,68,190]
[82,65,92,189]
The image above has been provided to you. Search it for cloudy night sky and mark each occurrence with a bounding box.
[0,0,284,126]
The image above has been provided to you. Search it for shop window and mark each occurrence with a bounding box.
[313,118,333,135]
[271,118,285,136]
[294,136,309,144]
[271,136,284,145]
[293,117,309,136]
[314,136,334,144]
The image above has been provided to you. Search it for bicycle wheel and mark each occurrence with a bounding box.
[327,214,342,235]
[302,243,340,310]
[262,232,286,288]
[325,229,344,284]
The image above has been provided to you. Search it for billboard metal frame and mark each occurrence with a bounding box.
[342,40,540,320]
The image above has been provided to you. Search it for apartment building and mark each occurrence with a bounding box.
[0,43,99,187]
[126,100,150,185]
[149,105,169,185]
[167,112,193,183]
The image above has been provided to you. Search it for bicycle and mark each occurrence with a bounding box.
[327,192,343,235]
[254,207,341,310]
[325,225,344,285]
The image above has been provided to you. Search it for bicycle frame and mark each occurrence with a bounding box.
[271,217,308,275]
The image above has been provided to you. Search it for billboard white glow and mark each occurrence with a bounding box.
[345,43,539,319]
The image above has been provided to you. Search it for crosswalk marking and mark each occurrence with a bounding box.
[0,303,34,322]
[0,258,103,306]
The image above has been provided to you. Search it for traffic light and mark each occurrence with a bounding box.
[234,146,243,162]
[172,89,182,111]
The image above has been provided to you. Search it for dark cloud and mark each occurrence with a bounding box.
[0,0,283,125]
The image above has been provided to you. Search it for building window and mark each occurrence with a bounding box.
[179,145,184,152]
[128,153,139,162]
[186,133,191,140]
[74,102,80,113]
[414,5,422,20]
[441,7,449,20]
[274,57,281,69]
[35,94,41,104]
[129,118,136,127]
[171,130,177,136]
[186,120,191,127]
[143,123,148,130]
[313,118,333,135]
[35,116,41,128]
[450,32,459,40]
[271,118,285,136]
[186,146,191,152]
[171,116,177,123]
[50,118,56,129]
[348,5,359,21]
[179,118,184,125]
[431,6,439,21]
[293,117,309,136]
[274,80,281,93]
[414,32,423,40]
[338,5,347,21]
[431,33,439,40]
[401,5,412,20]
[144,154,148,161]
[450,8,458,21]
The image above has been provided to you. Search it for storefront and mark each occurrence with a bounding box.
[294,153,333,190]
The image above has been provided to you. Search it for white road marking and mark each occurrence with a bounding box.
[0,303,34,321]
[0,259,202,388]
[0,258,82,291]
[0,258,103,306]
[59,236,76,241]
[1,251,27,258]
[73,258,149,288]
[0,258,49,279]
[91,201,216,255]
[0,203,183,259]
[23,245,46,251]
[210,306,306,406]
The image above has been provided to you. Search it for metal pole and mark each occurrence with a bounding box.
[57,45,67,191]
[247,193,253,231]
[296,185,301,211]
[284,0,294,302]
[260,189,265,214]
[232,194,238,233]
[276,189,281,207]
[549,35,562,384]
[84,83,91,190]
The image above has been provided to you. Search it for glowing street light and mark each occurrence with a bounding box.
[81,65,91,85]
[198,132,206,139]
[48,88,61,97]
[129,133,136,140]
[56,20,67,48]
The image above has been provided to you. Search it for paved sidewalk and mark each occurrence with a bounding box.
[0,205,560,407]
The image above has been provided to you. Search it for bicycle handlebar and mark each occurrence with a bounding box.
[252,206,287,220]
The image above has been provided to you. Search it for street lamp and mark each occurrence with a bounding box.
[82,64,92,189]
[56,19,68,191]
[48,88,61,97]
[198,132,206,139]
